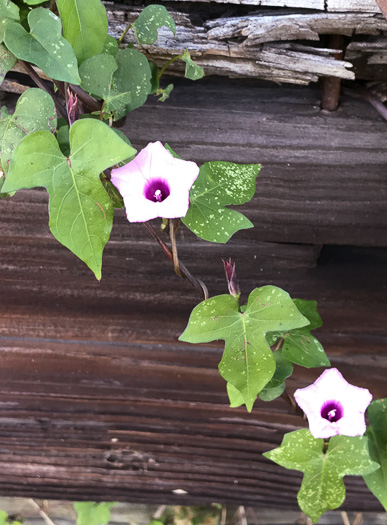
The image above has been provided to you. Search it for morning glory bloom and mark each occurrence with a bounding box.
[110,141,199,222]
[294,368,372,439]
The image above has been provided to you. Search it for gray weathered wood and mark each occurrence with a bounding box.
[104,3,387,84]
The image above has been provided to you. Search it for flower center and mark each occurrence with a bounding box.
[321,401,343,422]
[145,179,170,203]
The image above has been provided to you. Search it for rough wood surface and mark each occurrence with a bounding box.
[0,78,386,509]
[103,2,387,84]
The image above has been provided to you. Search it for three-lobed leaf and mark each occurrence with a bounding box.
[264,429,379,523]
[364,399,387,510]
[74,502,116,525]
[180,286,309,411]
[4,8,81,83]
[57,0,108,64]
[133,4,176,45]
[182,161,261,243]
[2,119,136,279]
[0,88,56,174]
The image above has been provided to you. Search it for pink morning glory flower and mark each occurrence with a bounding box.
[294,368,372,439]
[110,141,199,222]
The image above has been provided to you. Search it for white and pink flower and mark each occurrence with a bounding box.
[111,141,199,223]
[294,368,372,439]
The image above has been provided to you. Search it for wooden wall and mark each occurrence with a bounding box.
[0,77,386,510]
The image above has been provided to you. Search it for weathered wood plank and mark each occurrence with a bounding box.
[0,78,386,510]
[102,3,387,84]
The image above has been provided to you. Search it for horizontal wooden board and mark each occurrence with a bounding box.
[0,78,386,510]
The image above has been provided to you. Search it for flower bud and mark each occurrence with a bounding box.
[223,258,240,299]
[67,88,79,127]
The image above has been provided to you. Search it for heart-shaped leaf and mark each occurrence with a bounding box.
[264,429,379,523]
[180,286,308,411]
[133,4,175,45]
[0,88,56,174]
[363,399,387,510]
[182,161,261,243]
[57,0,108,64]
[80,48,151,119]
[4,7,80,83]
[2,119,136,279]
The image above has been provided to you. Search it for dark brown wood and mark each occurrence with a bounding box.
[0,78,386,510]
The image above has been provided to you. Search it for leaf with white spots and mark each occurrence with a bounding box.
[181,49,204,80]
[364,399,387,511]
[2,119,136,279]
[266,299,330,368]
[133,4,175,45]
[182,161,261,243]
[4,8,80,84]
[264,429,379,523]
[0,88,56,175]
[179,286,309,411]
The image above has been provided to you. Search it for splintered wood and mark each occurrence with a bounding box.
[103,2,387,85]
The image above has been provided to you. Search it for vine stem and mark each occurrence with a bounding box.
[118,22,133,45]
[143,221,208,300]
[28,499,57,525]
[157,53,184,82]
[20,61,68,122]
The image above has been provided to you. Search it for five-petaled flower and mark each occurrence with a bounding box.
[110,141,199,223]
[294,368,372,439]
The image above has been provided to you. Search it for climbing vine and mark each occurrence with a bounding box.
[0,0,386,520]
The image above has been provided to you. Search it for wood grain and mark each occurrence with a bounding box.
[0,79,386,509]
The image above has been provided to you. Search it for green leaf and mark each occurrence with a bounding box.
[80,53,131,119]
[264,429,379,522]
[0,88,56,174]
[156,83,174,102]
[180,286,309,411]
[2,119,136,279]
[57,0,108,64]
[267,299,329,368]
[80,48,151,119]
[0,0,19,43]
[74,502,116,525]
[181,49,204,80]
[23,0,48,4]
[0,43,16,84]
[113,48,152,115]
[182,161,261,243]
[101,177,124,208]
[133,4,175,45]
[259,382,285,401]
[364,399,387,510]
[103,34,118,57]
[227,382,244,408]
[0,510,22,525]
[56,123,70,156]
[4,8,81,83]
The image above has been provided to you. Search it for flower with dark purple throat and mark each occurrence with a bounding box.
[110,141,199,223]
[294,368,372,439]
[223,258,240,299]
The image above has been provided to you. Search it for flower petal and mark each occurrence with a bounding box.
[294,368,372,439]
[111,141,199,222]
